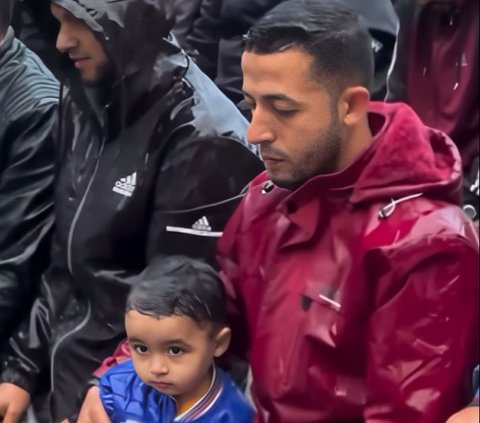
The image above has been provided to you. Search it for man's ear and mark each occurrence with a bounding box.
[213,327,232,358]
[338,86,370,127]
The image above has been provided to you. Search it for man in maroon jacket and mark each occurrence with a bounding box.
[216,0,479,422]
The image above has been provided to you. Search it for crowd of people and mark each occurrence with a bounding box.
[0,0,478,422]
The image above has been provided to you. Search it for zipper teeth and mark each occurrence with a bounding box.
[67,138,106,273]
[57,136,106,392]
[50,301,92,390]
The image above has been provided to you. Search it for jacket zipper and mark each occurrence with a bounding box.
[50,301,92,391]
[67,136,107,273]
[55,125,107,393]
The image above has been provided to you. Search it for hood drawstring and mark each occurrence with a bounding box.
[378,193,424,220]
[58,81,65,160]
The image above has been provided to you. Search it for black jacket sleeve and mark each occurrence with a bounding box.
[145,133,263,268]
[0,104,56,345]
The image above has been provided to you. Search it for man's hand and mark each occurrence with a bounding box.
[0,383,30,423]
[446,407,480,423]
[77,386,110,423]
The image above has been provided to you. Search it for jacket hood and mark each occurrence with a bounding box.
[273,102,463,210]
[52,0,176,80]
[349,102,463,206]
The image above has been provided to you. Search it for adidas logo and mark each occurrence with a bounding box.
[166,215,222,238]
[192,216,212,232]
[113,172,137,198]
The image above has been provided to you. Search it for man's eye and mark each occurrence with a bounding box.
[167,347,184,356]
[134,345,149,355]
[274,108,297,116]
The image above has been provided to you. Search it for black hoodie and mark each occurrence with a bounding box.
[0,0,262,421]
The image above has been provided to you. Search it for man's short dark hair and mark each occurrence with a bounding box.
[126,256,227,329]
[243,0,374,95]
[0,0,14,36]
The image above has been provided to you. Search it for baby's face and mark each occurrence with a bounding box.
[125,311,228,410]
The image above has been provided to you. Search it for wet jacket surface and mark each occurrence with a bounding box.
[0,28,57,344]
[100,360,254,423]
[387,0,479,173]
[217,102,479,423]
[171,0,203,52]
[188,0,398,105]
[0,1,262,421]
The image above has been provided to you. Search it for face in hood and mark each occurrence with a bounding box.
[51,0,175,82]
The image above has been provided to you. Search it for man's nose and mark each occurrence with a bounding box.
[247,109,275,146]
[56,24,78,54]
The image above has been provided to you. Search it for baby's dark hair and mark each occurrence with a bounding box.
[126,256,227,330]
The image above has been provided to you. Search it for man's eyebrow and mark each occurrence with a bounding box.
[242,90,302,107]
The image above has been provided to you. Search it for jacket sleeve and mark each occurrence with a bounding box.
[144,134,262,269]
[0,97,63,394]
[0,104,56,343]
[364,236,479,423]
[216,196,250,360]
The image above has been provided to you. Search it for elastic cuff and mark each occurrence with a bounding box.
[0,367,36,394]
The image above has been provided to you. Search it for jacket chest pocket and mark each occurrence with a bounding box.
[301,284,345,350]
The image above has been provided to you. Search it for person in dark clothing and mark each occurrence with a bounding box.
[188,0,398,107]
[386,0,479,184]
[11,0,62,78]
[171,0,204,53]
[0,0,262,422]
[0,0,58,347]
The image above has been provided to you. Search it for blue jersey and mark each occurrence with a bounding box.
[100,360,255,423]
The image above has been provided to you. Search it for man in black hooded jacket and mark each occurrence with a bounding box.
[0,0,262,422]
[0,0,57,348]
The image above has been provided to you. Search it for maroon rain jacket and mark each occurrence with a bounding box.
[387,0,479,173]
[217,102,479,423]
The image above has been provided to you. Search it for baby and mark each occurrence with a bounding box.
[99,256,254,423]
